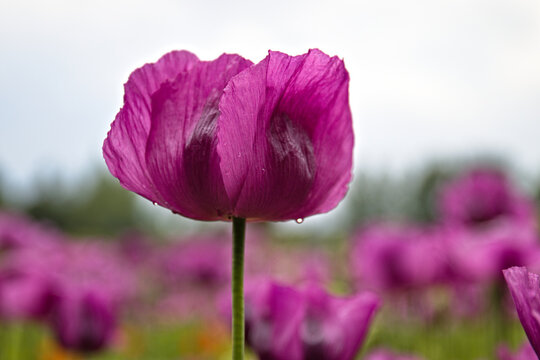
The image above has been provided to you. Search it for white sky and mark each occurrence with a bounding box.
[1,0,539,209]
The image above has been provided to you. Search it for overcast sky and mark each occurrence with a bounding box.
[1,0,539,203]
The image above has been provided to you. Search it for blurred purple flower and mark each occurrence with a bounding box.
[498,342,537,360]
[503,267,540,357]
[447,225,540,283]
[103,49,353,222]
[0,212,62,251]
[0,270,58,321]
[239,279,379,360]
[0,234,137,353]
[155,232,266,289]
[364,349,424,360]
[116,231,155,265]
[351,224,446,292]
[50,290,116,353]
[158,235,231,288]
[438,168,536,229]
[42,242,133,353]
[46,241,138,305]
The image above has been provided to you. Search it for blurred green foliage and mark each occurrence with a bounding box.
[2,171,141,237]
[344,165,449,230]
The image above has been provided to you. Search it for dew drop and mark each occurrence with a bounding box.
[152,202,157,206]
[295,218,304,224]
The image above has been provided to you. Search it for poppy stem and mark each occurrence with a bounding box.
[232,217,246,360]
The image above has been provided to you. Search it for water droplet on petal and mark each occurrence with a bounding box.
[152,202,157,206]
[296,218,304,224]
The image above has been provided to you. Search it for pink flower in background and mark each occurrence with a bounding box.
[158,235,232,288]
[155,231,267,289]
[50,289,116,353]
[498,342,537,360]
[22,241,139,305]
[103,49,353,222]
[0,232,137,353]
[0,212,62,251]
[350,224,446,292]
[0,270,58,321]
[446,224,540,283]
[438,168,536,229]
[503,267,540,357]
[238,279,379,360]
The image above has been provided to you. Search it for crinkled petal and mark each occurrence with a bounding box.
[145,54,253,220]
[103,51,199,201]
[300,285,379,360]
[268,283,304,360]
[218,49,353,221]
[503,267,540,357]
[333,292,380,360]
[244,280,304,360]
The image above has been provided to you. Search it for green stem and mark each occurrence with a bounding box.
[8,322,24,360]
[232,217,246,360]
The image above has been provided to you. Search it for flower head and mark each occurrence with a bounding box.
[438,168,536,229]
[240,279,379,360]
[103,49,353,222]
[49,289,116,353]
[0,270,58,321]
[350,224,446,292]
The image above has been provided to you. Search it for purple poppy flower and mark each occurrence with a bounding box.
[503,267,540,357]
[498,342,537,360]
[364,349,424,360]
[447,225,540,283]
[438,168,536,229]
[350,223,446,292]
[0,212,62,251]
[103,49,353,222]
[240,279,379,360]
[49,289,116,353]
[0,270,58,321]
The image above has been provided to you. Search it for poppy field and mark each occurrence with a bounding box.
[1,163,540,359]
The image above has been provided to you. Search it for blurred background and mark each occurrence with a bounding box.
[0,0,539,359]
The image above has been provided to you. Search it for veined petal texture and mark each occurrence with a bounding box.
[145,54,252,219]
[218,49,353,221]
[503,267,540,357]
[103,51,199,201]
